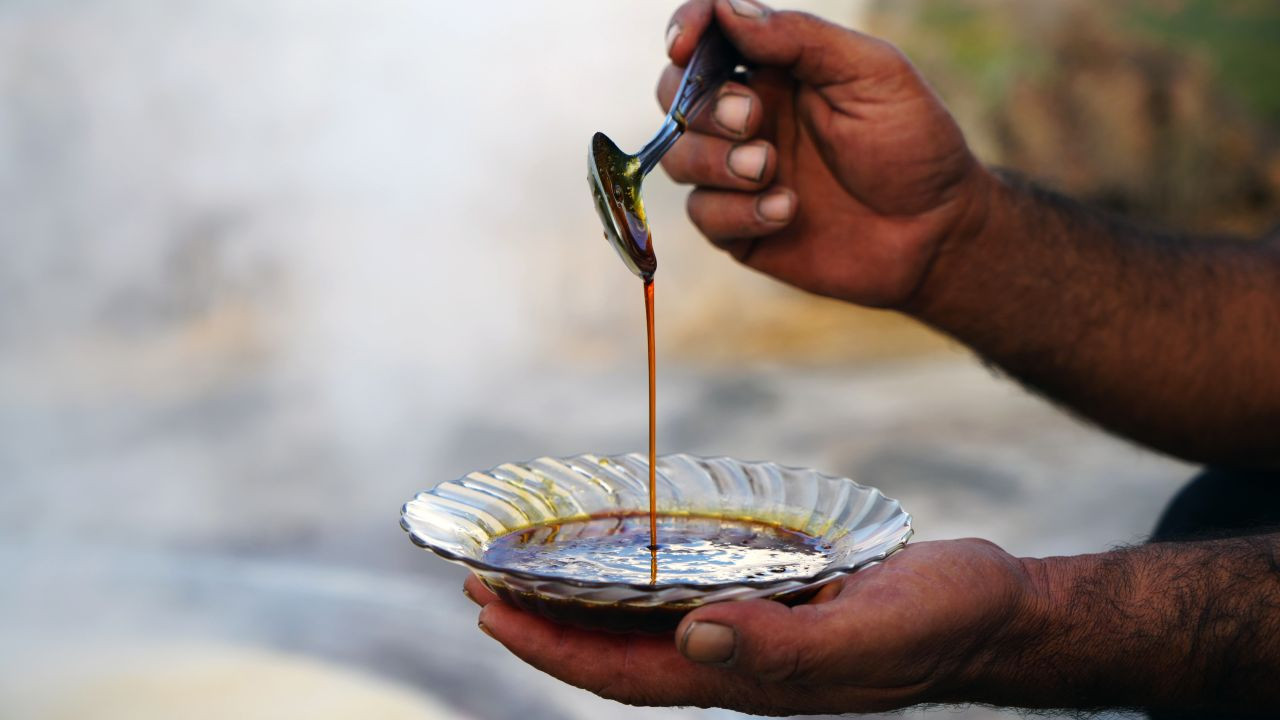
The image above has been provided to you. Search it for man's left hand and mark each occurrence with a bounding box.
[465,539,1034,715]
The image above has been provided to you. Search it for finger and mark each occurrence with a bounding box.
[463,574,499,607]
[712,0,907,86]
[664,0,715,65]
[662,136,775,190]
[477,601,748,708]
[687,186,797,244]
[676,597,849,684]
[657,66,762,140]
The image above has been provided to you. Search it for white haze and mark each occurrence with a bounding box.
[0,2,1186,719]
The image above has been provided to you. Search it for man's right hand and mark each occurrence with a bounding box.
[658,0,991,308]
[663,0,1280,467]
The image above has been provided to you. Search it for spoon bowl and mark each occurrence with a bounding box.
[588,24,745,280]
[589,132,655,279]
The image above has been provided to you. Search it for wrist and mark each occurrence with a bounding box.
[938,553,1057,706]
[901,165,1013,328]
[958,550,1189,710]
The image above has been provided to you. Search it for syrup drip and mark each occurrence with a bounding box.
[644,278,657,584]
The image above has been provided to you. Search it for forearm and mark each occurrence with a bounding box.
[960,535,1280,711]
[911,169,1280,466]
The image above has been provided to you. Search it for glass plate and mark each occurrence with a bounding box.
[401,453,912,632]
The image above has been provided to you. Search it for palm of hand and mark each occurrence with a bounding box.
[467,539,1031,715]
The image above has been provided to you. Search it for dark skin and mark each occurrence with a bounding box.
[467,535,1280,714]
[914,176,1280,468]
[653,0,1280,466]
[468,0,1280,713]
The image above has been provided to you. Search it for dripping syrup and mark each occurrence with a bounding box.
[644,278,657,584]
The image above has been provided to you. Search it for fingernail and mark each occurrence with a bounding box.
[477,620,495,639]
[713,93,752,135]
[680,621,736,664]
[462,586,477,605]
[727,144,767,182]
[757,191,794,223]
[665,22,681,54]
[727,0,766,19]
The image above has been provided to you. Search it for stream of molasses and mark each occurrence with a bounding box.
[644,278,657,584]
[480,273,835,598]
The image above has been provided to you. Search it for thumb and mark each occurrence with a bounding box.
[713,0,907,87]
[675,598,840,683]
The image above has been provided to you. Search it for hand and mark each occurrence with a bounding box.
[465,539,1035,715]
[657,0,992,307]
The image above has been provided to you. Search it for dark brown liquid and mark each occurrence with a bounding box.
[483,513,830,586]
[483,514,830,632]
[482,512,830,633]
[644,279,657,583]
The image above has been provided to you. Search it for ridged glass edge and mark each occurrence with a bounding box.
[401,453,913,595]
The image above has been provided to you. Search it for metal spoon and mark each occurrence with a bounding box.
[588,24,745,280]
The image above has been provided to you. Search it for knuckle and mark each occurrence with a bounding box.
[773,9,813,25]
[751,637,806,683]
[686,191,731,239]
[693,145,720,181]
[774,10,835,47]
[864,36,912,77]
[591,674,630,703]
[736,213,764,236]
[660,153,690,183]
[668,143,720,185]
[593,674,667,708]
[685,190,710,224]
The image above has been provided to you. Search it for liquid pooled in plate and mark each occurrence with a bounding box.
[482,513,831,585]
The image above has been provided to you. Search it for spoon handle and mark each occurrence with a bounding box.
[670,23,745,127]
[637,24,745,175]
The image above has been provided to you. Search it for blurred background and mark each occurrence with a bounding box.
[2,1,1277,718]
